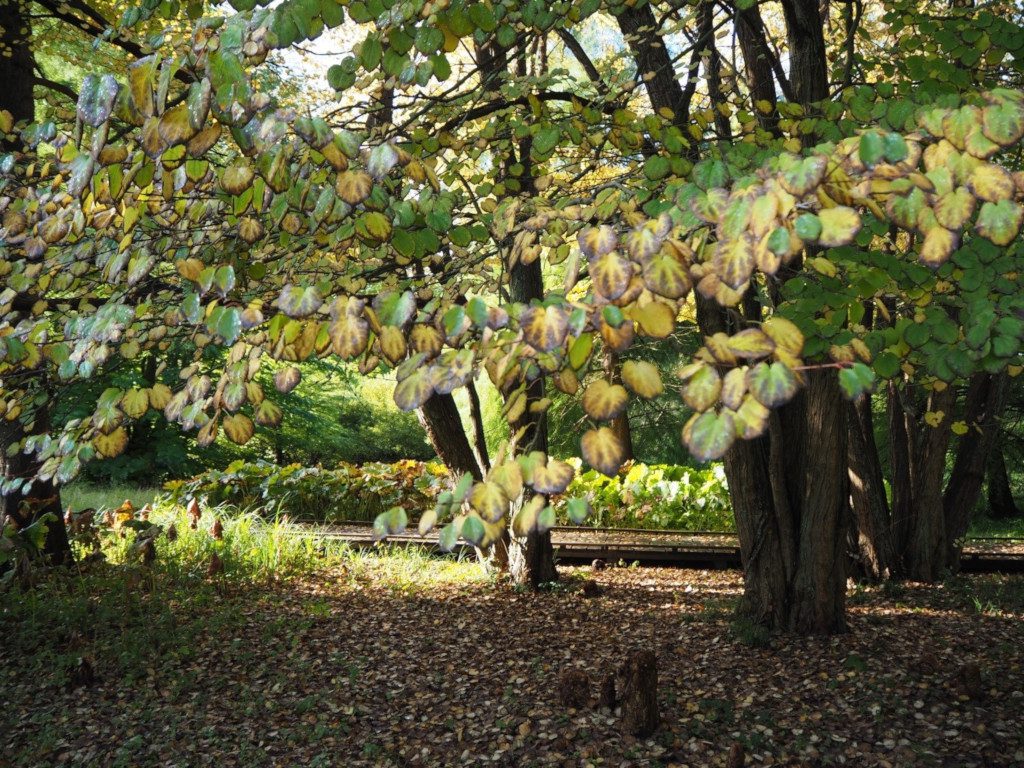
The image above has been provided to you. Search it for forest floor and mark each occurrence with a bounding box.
[2,558,1023,768]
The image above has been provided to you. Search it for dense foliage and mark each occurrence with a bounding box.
[3,0,1024,628]
[166,459,448,522]
[567,462,733,531]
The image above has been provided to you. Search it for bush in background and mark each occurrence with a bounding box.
[165,460,449,523]
[565,462,734,532]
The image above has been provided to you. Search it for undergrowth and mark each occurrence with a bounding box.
[0,498,485,689]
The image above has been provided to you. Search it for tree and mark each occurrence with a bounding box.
[2,0,1024,628]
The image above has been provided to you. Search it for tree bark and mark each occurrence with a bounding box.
[507,254,557,588]
[902,387,956,582]
[730,371,849,634]
[779,0,829,107]
[847,395,898,580]
[943,373,1008,569]
[417,393,484,482]
[466,380,491,474]
[619,650,659,737]
[986,443,1018,519]
[735,6,782,136]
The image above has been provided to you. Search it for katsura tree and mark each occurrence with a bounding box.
[2,0,1024,629]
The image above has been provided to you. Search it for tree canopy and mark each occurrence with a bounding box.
[2,0,1024,621]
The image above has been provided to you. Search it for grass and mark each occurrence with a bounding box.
[967,515,1024,539]
[62,482,162,514]
[1,495,487,690]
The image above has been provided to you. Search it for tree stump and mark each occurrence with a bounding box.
[726,741,746,768]
[619,650,659,736]
[581,579,602,598]
[557,669,591,709]
[955,662,984,700]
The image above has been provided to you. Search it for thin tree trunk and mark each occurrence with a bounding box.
[903,387,956,582]
[466,379,490,474]
[887,380,914,559]
[943,373,1008,570]
[847,396,898,580]
[417,393,483,482]
[780,0,829,107]
[788,371,849,634]
[987,443,1018,519]
[507,254,556,588]
[735,6,782,136]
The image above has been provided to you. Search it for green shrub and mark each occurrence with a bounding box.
[165,459,449,523]
[561,461,734,531]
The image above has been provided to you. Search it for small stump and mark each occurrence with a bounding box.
[955,662,985,700]
[726,741,746,768]
[558,669,591,709]
[598,671,616,710]
[581,579,602,598]
[620,650,659,736]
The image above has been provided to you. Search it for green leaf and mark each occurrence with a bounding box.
[438,522,458,552]
[858,131,884,167]
[460,515,485,545]
[794,213,822,242]
[367,143,399,179]
[682,410,736,462]
[277,284,323,317]
[373,506,407,539]
[373,291,416,328]
[77,74,119,128]
[975,200,1024,246]
[532,125,560,155]
[566,497,590,525]
[746,362,798,408]
[838,363,875,400]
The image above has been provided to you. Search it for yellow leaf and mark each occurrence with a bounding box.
[924,410,945,427]
[582,379,629,421]
[580,427,625,477]
[632,301,675,339]
[621,360,664,399]
[94,427,129,458]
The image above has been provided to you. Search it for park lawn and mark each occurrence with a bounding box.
[2,511,1023,768]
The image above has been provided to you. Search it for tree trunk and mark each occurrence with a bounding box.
[902,387,956,582]
[780,0,829,107]
[730,372,849,634]
[943,373,1008,570]
[507,254,556,588]
[887,380,915,558]
[847,396,899,580]
[0,0,34,138]
[736,6,782,136]
[466,379,490,474]
[987,443,1018,519]
[0,420,72,566]
[416,393,484,482]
